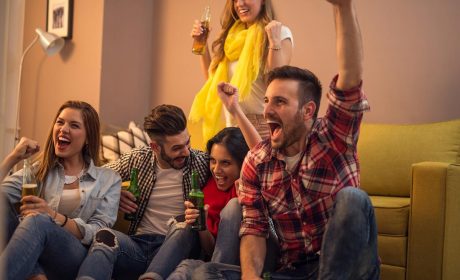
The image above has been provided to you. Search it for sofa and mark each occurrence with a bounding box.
[357,119,460,280]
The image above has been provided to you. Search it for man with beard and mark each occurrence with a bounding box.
[77,104,210,279]
[194,0,379,279]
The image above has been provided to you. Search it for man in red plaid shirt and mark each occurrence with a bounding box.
[193,0,379,279]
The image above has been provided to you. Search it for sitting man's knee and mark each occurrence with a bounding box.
[336,187,370,208]
[94,229,118,248]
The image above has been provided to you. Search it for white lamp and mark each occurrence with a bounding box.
[14,28,65,143]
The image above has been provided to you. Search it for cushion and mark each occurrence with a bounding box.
[378,235,407,267]
[380,264,406,280]
[102,121,151,162]
[370,196,410,236]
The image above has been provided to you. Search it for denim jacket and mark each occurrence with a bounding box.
[1,160,121,245]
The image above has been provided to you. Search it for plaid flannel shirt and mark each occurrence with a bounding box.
[239,76,370,270]
[105,146,210,235]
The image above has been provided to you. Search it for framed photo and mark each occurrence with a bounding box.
[46,0,74,39]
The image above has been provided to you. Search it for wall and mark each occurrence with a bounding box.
[151,0,460,125]
[99,0,154,129]
[20,0,104,145]
[19,0,153,146]
[17,0,460,149]
[1,0,25,160]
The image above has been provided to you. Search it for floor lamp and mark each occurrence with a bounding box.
[14,28,65,144]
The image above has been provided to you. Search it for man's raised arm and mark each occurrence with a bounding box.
[328,0,363,90]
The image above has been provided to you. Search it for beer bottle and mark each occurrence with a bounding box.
[22,159,39,197]
[124,168,140,221]
[262,272,271,280]
[189,170,206,230]
[191,5,211,55]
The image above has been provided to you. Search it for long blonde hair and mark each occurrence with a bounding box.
[210,0,276,73]
[35,101,102,183]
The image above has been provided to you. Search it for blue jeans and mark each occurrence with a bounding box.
[141,198,243,280]
[77,229,165,280]
[193,187,380,280]
[0,212,89,280]
[139,219,201,280]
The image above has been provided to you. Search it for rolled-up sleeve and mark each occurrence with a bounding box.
[238,152,269,238]
[75,171,121,245]
[1,169,23,204]
[322,75,370,151]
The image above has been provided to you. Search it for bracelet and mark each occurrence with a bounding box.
[268,45,281,51]
[60,214,68,227]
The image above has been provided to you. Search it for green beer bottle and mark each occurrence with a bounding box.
[262,272,271,280]
[189,170,206,231]
[124,168,140,221]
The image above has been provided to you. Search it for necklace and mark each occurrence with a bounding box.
[64,169,85,185]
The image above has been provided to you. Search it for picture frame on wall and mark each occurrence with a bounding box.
[46,0,74,39]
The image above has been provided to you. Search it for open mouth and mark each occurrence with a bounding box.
[267,121,282,138]
[238,8,249,16]
[56,136,71,149]
[214,175,226,185]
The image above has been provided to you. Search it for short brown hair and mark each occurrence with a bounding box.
[267,65,322,119]
[144,104,187,142]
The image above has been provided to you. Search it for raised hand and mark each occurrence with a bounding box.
[13,137,40,162]
[217,82,240,115]
[264,20,283,49]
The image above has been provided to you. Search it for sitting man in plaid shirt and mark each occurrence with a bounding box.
[194,0,379,279]
[77,105,210,279]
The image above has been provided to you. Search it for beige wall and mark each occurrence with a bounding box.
[20,0,104,145]
[99,0,154,129]
[153,0,460,125]
[18,0,460,147]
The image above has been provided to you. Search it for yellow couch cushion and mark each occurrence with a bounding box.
[380,264,406,280]
[370,196,410,236]
[378,235,407,267]
[358,120,460,197]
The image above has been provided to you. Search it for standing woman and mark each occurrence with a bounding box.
[189,0,293,143]
[1,101,121,280]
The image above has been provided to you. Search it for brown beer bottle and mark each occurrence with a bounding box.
[124,168,140,221]
[192,5,211,55]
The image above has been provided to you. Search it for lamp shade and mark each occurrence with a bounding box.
[35,28,65,56]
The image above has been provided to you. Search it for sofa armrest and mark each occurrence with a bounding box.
[443,164,460,280]
[408,162,460,280]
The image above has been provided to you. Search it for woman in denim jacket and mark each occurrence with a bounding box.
[1,100,121,280]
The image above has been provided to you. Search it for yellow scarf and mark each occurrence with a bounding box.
[189,20,264,143]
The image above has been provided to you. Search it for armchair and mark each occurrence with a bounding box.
[358,119,460,280]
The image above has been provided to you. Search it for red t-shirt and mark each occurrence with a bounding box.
[203,177,238,238]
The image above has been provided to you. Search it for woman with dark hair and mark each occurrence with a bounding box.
[0,100,121,280]
[189,0,293,143]
[139,126,251,280]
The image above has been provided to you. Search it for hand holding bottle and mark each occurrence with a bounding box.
[20,195,52,217]
[191,20,211,39]
[119,189,138,214]
[124,168,140,221]
[191,5,211,55]
[184,200,209,226]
